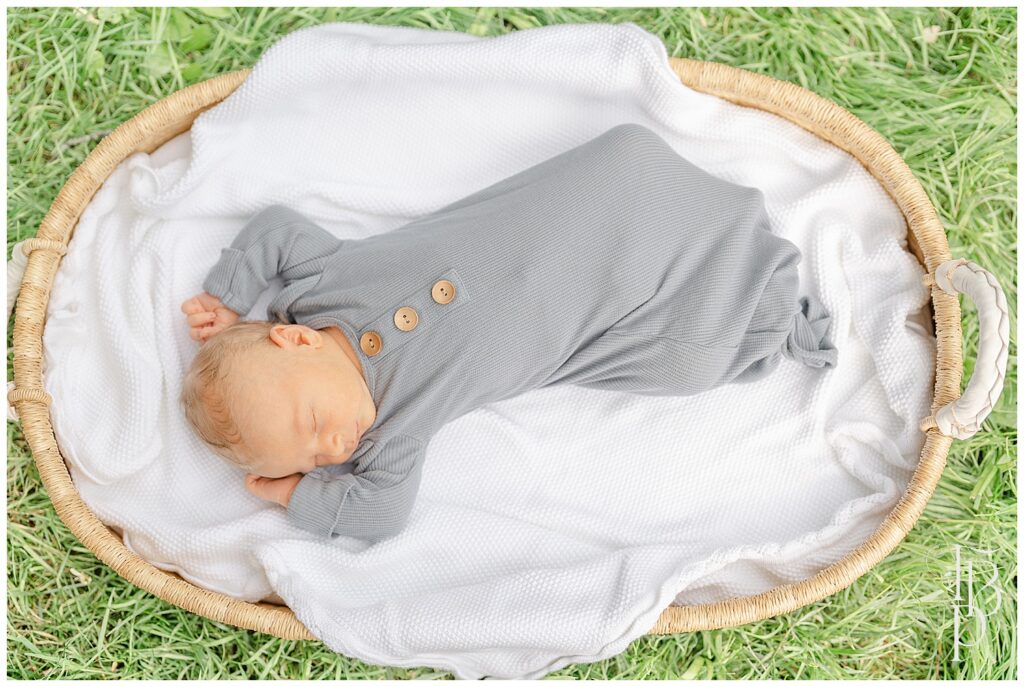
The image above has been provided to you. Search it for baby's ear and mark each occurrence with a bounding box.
[269,323,321,348]
[268,323,297,346]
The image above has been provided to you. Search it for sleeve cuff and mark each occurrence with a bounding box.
[202,247,255,316]
[286,473,352,538]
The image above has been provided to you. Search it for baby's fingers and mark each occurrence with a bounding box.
[244,474,265,495]
[187,311,217,327]
[197,325,221,342]
[244,474,283,504]
[181,296,204,315]
[188,323,218,343]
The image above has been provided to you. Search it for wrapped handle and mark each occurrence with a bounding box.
[919,258,1009,440]
[7,237,66,423]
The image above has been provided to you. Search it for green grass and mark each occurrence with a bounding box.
[7,5,1016,680]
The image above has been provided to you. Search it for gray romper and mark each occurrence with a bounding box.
[201,123,838,542]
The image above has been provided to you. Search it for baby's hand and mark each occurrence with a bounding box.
[180,292,240,343]
[244,473,303,508]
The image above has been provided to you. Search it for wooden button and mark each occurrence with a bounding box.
[394,306,418,331]
[359,331,382,356]
[431,279,456,304]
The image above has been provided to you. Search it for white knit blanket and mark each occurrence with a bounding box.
[43,22,935,679]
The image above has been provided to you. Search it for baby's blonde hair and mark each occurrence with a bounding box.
[180,319,282,469]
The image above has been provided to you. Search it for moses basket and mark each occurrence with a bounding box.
[8,57,1009,641]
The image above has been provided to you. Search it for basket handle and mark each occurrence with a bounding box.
[919,258,1009,440]
[7,238,66,423]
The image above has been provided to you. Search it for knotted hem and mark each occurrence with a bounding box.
[781,294,839,369]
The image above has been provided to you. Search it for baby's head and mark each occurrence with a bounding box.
[180,320,376,479]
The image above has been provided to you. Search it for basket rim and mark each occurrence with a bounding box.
[10,55,962,642]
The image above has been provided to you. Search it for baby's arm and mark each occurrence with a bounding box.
[287,435,425,543]
[202,204,342,317]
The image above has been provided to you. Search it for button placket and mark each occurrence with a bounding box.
[357,269,468,361]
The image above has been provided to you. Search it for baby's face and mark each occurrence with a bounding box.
[227,325,376,479]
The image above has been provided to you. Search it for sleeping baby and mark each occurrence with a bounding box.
[179,123,838,543]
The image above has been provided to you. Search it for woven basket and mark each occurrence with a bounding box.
[8,56,1006,642]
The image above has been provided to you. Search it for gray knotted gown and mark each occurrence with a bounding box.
[201,123,838,542]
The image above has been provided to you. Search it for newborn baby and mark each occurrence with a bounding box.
[180,123,838,543]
